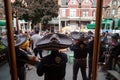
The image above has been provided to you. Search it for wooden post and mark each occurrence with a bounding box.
[92,0,103,80]
[4,0,18,80]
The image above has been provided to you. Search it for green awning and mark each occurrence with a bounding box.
[102,19,112,24]
[0,20,6,27]
[87,23,96,29]
[87,19,112,29]
[102,19,112,29]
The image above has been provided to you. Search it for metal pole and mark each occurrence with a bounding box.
[92,0,103,80]
[4,0,18,80]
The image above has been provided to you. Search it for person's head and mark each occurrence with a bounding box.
[102,32,105,36]
[0,34,27,48]
[70,31,81,40]
[88,31,93,35]
[36,33,72,51]
[19,30,23,34]
[35,30,39,34]
[112,33,119,42]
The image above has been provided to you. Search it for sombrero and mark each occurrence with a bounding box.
[70,31,81,40]
[112,33,119,39]
[0,35,27,47]
[36,33,72,50]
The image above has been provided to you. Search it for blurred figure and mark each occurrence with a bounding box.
[20,32,33,70]
[1,35,39,80]
[106,33,120,79]
[36,33,72,80]
[70,31,88,80]
[37,50,68,80]
[31,30,43,58]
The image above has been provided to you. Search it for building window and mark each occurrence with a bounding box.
[106,9,109,17]
[112,9,116,15]
[70,21,76,29]
[0,13,2,16]
[83,10,89,17]
[112,0,117,5]
[83,12,85,17]
[71,0,76,4]
[70,9,76,17]
[93,11,96,17]
[62,9,66,17]
[61,21,65,27]
[85,0,89,3]
[86,11,89,16]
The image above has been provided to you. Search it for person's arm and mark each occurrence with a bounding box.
[18,48,40,65]
[30,36,34,49]
[26,40,31,52]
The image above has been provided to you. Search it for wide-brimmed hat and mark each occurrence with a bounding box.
[112,33,119,39]
[0,35,27,47]
[36,33,72,50]
[70,31,81,40]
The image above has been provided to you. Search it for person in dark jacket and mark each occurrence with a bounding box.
[36,33,72,80]
[105,33,120,79]
[107,33,120,70]
[37,50,68,80]
[70,31,88,80]
[71,40,88,80]
[14,47,38,80]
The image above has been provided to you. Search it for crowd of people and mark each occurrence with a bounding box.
[0,29,120,80]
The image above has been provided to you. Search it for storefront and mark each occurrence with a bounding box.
[0,20,6,34]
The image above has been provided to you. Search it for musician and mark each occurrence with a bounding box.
[36,33,72,80]
[107,33,120,70]
[70,31,88,80]
[37,50,68,80]
[1,35,39,80]
[106,33,120,79]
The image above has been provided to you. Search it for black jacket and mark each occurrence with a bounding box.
[4,47,28,68]
[70,41,88,59]
[37,51,68,80]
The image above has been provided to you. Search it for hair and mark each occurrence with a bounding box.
[19,30,23,33]
[112,33,119,39]
[35,30,39,34]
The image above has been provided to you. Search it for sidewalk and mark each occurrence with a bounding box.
[0,50,107,80]
[0,62,107,80]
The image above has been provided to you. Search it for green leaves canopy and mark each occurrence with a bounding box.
[12,0,59,25]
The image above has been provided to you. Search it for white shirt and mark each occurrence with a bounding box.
[31,34,42,49]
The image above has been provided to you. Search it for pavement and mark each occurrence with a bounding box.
[0,50,107,80]
[0,61,107,80]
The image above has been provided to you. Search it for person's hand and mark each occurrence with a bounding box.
[73,40,79,44]
[34,57,41,62]
[28,56,41,62]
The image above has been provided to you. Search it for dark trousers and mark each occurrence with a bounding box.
[106,56,117,79]
[88,57,92,80]
[33,47,43,58]
[73,59,88,80]
[17,66,26,80]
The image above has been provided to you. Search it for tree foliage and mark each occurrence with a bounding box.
[11,0,59,26]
